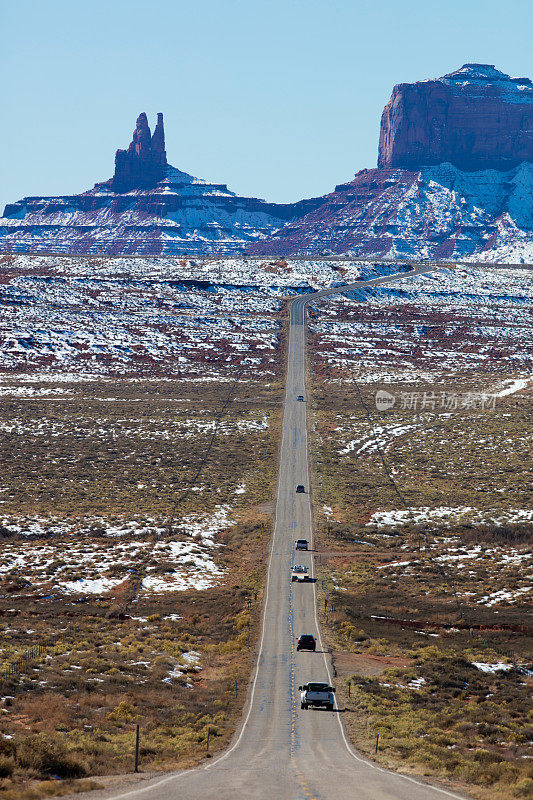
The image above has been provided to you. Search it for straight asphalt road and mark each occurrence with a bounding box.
[97,266,469,800]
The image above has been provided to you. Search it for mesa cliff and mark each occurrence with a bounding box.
[249,64,533,260]
[377,64,533,172]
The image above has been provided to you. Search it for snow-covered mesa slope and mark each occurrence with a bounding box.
[0,164,320,256]
[2,160,532,261]
[248,162,533,261]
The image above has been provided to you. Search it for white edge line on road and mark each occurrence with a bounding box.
[303,270,468,800]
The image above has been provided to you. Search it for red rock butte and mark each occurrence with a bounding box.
[100,112,168,193]
[378,64,533,172]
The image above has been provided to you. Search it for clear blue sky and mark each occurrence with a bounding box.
[1,0,532,210]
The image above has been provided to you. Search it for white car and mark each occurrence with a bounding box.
[291,564,310,582]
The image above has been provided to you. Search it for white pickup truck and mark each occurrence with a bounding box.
[291,564,310,582]
[299,682,335,710]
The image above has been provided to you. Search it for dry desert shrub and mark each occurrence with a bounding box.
[0,379,277,799]
[0,755,15,778]
[16,735,87,779]
[311,372,532,800]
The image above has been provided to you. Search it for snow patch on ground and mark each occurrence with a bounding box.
[339,424,416,456]
[366,506,533,528]
[311,266,533,375]
[0,505,233,595]
[477,587,532,607]
[492,377,532,397]
[0,385,74,397]
[58,577,125,595]
[163,650,201,687]
[472,661,514,673]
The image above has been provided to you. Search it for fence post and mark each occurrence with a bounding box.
[134,724,140,773]
[348,680,351,697]
[375,732,379,754]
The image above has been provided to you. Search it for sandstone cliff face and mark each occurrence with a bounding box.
[378,64,533,172]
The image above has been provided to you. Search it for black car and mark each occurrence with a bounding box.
[296,485,305,493]
[296,634,316,652]
[297,395,304,402]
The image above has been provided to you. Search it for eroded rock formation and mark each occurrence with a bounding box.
[108,112,168,192]
[0,111,321,255]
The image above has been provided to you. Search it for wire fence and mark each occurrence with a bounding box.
[0,630,67,689]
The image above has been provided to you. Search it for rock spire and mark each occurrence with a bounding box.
[110,112,167,192]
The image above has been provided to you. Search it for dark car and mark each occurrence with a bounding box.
[296,634,316,652]
[296,485,305,493]
[297,395,304,401]
[295,538,308,550]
